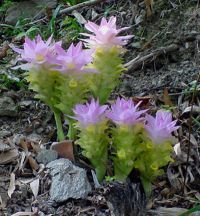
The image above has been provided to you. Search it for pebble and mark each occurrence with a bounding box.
[47,158,91,202]
[36,149,58,165]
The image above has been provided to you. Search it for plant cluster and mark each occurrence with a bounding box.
[13,16,179,195]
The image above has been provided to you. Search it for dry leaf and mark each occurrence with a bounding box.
[163,88,173,106]
[51,140,74,161]
[8,173,15,198]
[0,149,19,165]
[11,212,34,216]
[28,156,39,171]
[30,178,39,199]
[182,105,200,114]
[174,143,181,156]
[132,96,152,109]
[144,0,154,17]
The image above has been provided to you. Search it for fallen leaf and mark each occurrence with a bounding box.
[0,42,9,60]
[174,143,181,156]
[182,105,200,114]
[30,178,39,199]
[132,96,152,109]
[28,156,39,171]
[8,173,15,198]
[0,149,19,164]
[163,88,173,106]
[144,0,154,17]
[51,140,74,161]
[11,212,34,216]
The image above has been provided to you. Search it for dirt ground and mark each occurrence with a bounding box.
[0,0,200,215]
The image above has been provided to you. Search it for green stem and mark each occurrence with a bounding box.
[67,119,76,140]
[53,109,65,141]
[95,164,106,182]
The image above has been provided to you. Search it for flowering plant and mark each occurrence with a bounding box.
[13,16,179,196]
[73,99,109,181]
[82,16,133,103]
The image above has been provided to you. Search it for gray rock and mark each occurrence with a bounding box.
[18,100,32,108]
[131,42,142,49]
[0,141,11,152]
[0,130,11,138]
[47,158,92,202]
[0,96,18,117]
[36,149,58,165]
[5,0,57,25]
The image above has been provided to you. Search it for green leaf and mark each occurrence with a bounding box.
[179,205,200,216]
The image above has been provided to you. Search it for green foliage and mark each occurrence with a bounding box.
[49,4,62,36]
[111,124,173,196]
[179,203,200,216]
[111,124,147,181]
[0,0,13,12]
[135,140,173,196]
[0,74,27,90]
[59,16,83,43]
[56,74,90,116]
[76,122,109,181]
[1,19,41,39]
[63,0,86,6]
[89,47,125,104]
[26,69,62,109]
[183,80,200,96]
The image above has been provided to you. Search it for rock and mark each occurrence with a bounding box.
[12,134,24,145]
[47,158,91,202]
[0,130,11,138]
[18,100,32,108]
[131,42,142,49]
[0,140,11,152]
[36,149,58,165]
[26,133,42,143]
[0,96,18,117]
[36,127,44,134]
[5,0,57,25]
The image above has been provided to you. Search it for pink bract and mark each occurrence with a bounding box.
[54,42,95,74]
[81,16,133,48]
[13,35,61,70]
[73,99,108,127]
[106,97,146,126]
[145,110,179,144]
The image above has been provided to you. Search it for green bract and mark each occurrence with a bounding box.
[76,122,109,182]
[88,47,125,104]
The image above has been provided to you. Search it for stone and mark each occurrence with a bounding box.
[0,96,18,117]
[131,42,142,49]
[47,158,91,202]
[5,0,57,25]
[0,130,11,138]
[0,141,11,152]
[36,149,58,165]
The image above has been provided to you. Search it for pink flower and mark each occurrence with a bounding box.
[106,98,146,126]
[55,42,95,74]
[12,35,61,70]
[81,16,133,48]
[145,110,179,144]
[73,99,108,127]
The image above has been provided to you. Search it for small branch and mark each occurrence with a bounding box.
[182,72,200,194]
[125,44,179,71]
[59,0,106,15]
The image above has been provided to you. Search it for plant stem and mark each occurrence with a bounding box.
[53,109,65,141]
[67,119,76,140]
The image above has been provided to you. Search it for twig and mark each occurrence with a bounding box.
[125,44,179,71]
[182,72,200,195]
[59,0,106,15]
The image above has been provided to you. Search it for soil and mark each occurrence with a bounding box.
[0,0,200,215]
